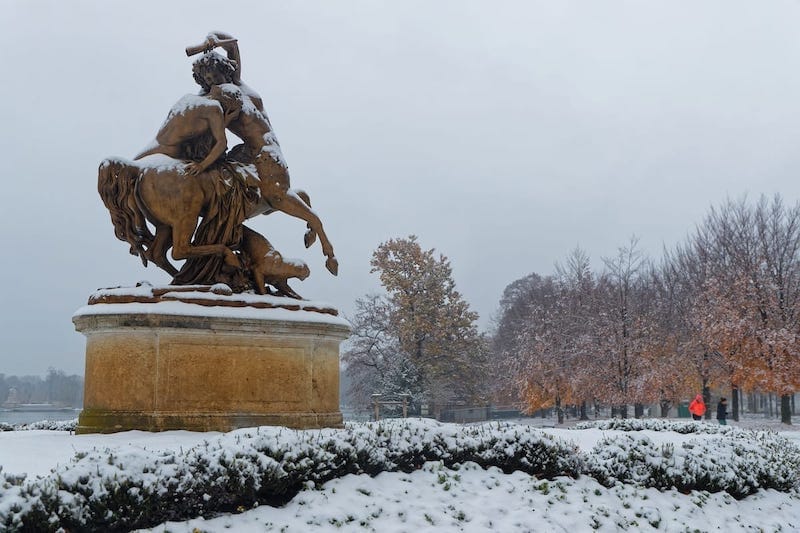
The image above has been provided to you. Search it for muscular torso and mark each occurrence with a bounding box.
[218,84,287,168]
[156,95,223,146]
[136,95,225,162]
[227,111,270,151]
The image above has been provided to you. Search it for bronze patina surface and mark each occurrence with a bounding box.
[98,32,338,298]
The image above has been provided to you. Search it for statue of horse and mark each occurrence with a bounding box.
[97,154,337,292]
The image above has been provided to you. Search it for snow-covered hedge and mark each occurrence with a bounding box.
[585,430,800,498]
[1,418,798,531]
[0,419,581,532]
[0,419,78,432]
[575,418,735,434]
[577,418,800,497]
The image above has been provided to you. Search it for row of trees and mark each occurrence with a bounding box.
[494,195,800,424]
[342,195,799,425]
[0,368,84,407]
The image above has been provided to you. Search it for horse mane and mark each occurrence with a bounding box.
[97,159,154,264]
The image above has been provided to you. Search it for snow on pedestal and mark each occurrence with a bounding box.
[72,283,350,434]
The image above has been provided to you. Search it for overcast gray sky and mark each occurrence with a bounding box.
[3,0,800,376]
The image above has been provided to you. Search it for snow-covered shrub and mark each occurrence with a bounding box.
[18,419,77,432]
[584,429,800,497]
[575,418,736,435]
[2,418,798,531]
[0,419,582,532]
[344,420,584,478]
[0,419,77,432]
[584,434,676,487]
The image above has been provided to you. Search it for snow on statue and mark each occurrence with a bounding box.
[97,31,337,298]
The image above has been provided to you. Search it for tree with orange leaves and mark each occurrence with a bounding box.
[692,196,800,424]
[343,236,488,415]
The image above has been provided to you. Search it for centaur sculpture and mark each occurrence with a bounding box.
[98,32,337,297]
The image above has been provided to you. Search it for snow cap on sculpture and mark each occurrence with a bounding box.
[97,31,339,301]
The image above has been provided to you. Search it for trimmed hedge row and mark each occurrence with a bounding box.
[0,420,581,532]
[585,431,800,498]
[0,419,78,432]
[0,419,798,531]
[575,418,737,434]
[577,418,800,497]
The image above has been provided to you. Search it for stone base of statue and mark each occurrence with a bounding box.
[72,283,350,434]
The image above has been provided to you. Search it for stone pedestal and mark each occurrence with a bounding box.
[73,287,350,434]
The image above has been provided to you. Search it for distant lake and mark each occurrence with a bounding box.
[0,410,81,426]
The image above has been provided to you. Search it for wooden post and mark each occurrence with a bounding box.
[372,394,381,421]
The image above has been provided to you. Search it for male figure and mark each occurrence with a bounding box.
[187,31,265,111]
[134,67,242,176]
[187,39,338,274]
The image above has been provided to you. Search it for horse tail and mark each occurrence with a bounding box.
[97,158,153,264]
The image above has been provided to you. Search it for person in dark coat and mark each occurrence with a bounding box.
[716,397,728,425]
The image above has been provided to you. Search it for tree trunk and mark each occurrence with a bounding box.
[702,382,711,420]
[579,401,589,421]
[660,400,671,418]
[781,394,792,425]
[556,396,564,425]
[619,404,628,419]
[731,385,739,422]
[634,403,644,418]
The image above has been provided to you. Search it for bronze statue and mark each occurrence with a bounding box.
[241,225,309,298]
[98,32,337,298]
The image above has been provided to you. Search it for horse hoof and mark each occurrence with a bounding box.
[326,256,339,276]
[304,229,317,248]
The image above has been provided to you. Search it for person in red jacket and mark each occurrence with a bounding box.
[688,394,706,420]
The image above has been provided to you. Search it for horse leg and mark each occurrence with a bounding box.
[148,225,178,276]
[170,218,240,268]
[295,190,317,248]
[270,190,338,275]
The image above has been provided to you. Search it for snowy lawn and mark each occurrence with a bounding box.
[0,429,217,478]
[0,418,798,532]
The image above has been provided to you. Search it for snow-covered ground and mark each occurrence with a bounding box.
[1,418,798,532]
[0,429,218,478]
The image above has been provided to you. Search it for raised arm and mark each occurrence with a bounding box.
[186,32,241,85]
[209,31,242,84]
